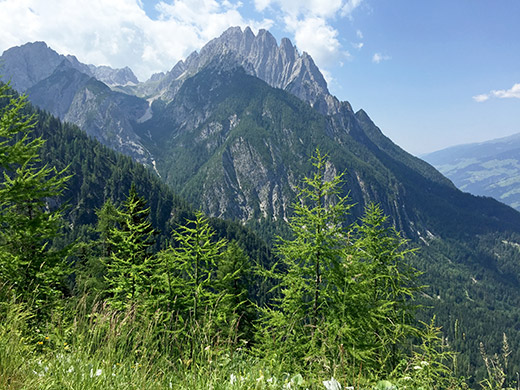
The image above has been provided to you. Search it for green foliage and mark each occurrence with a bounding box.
[102,186,158,310]
[255,149,352,363]
[158,211,240,358]
[353,203,421,371]
[255,150,423,381]
[0,81,506,388]
[0,84,70,312]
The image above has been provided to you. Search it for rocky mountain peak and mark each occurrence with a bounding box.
[1,41,139,90]
[1,41,64,91]
[87,64,139,86]
[157,26,342,115]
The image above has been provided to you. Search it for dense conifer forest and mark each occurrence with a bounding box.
[0,82,516,389]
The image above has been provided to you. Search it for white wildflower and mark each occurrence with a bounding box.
[230,373,237,385]
[323,377,342,390]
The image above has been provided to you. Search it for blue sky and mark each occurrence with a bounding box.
[0,0,519,155]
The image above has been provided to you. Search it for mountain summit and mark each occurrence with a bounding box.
[0,42,150,163]
[144,27,342,115]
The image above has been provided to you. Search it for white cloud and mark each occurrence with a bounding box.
[0,0,364,83]
[372,52,391,63]
[472,94,490,103]
[284,15,350,67]
[473,83,520,102]
[0,0,271,81]
[341,0,363,18]
[254,0,362,75]
[254,0,272,12]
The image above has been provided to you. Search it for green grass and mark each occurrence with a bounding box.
[0,289,473,389]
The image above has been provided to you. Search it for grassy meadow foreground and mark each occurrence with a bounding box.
[0,84,513,389]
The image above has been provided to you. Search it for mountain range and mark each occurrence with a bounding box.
[3,26,520,375]
[423,133,520,211]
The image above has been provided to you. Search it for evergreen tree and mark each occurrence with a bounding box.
[217,241,255,341]
[102,186,158,310]
[159,211,230,358]
[0,84,70,311]
[255,150,421,378]
[73,199,119,297]
[255,149,353,365]
[353,203,420,371]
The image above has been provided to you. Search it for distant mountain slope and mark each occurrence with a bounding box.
[0,85,273,287]
[138,63,520,239]
[0,42,151,163]
[0,41,139,91]
[423,133,520,210]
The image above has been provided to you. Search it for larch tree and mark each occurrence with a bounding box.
[0,83,71,313]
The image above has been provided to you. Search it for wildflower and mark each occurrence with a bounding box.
[323,377,342,390]
[68,366,74,373]
[90,368,102,377]
[45,336,49,340]
[230,373,237,385]
[37,341,44,345]
[413,365,422,370]
[420,361,429,366]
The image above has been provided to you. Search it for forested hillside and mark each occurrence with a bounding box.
[1,83,477,389]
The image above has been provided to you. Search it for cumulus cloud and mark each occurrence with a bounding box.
[372,52,391,63]
[0,0,271,81]
[341,0,363,18]
[284,15,350,67]
[254,0,362,71]
[473,83,520,102]
[0,0,364,82]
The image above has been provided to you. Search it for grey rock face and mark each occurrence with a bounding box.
[87,64,139,86]
[1,42,149,164]
[1,42,64,91]
[154,27,344,115]
[26,60,92,118]
[1,42,139,89]
[64,78,150,162]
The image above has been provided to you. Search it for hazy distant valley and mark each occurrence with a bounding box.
[424,133,520,210]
